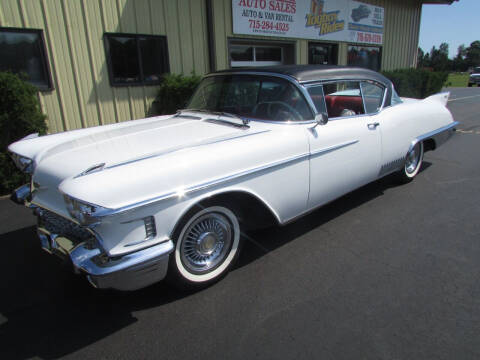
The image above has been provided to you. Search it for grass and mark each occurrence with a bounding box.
[446,73,469,87]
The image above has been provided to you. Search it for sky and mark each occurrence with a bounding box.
[419,0,480,59]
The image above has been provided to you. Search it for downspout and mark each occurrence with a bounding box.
[206,0,216,72]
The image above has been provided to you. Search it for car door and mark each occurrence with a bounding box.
[305,81,383,209]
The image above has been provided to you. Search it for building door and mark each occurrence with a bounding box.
[308,42,338,65]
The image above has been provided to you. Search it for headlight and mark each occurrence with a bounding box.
[10,152,34,174]
[63,195,104,226]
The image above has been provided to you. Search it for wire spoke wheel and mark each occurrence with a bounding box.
[172,206,242,285]
[180,212,233,274]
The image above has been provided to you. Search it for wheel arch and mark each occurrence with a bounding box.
[170,189,281,240]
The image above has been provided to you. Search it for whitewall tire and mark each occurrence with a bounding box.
[169,205,242,287]
[397,141,424,183]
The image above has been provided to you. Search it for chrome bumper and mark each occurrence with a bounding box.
[10,186,175,291]
[37,226,173,291]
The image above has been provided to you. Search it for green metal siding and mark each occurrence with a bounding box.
[1,0,422,133]
[0,0,209,133]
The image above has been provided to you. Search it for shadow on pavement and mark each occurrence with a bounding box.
[0,166,429,359]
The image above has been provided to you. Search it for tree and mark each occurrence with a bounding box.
[429,43,450,71]
[417,47,430,68]
[453,44,468,72]
[465,41,480,68]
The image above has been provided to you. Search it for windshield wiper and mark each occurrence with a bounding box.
[178,109,250,128]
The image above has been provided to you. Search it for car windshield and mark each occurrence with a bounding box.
[187,75,313,121]
[473,67,480,74]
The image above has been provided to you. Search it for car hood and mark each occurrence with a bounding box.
[9,114,268,213]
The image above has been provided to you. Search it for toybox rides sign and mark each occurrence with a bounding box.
[232,0,384,45]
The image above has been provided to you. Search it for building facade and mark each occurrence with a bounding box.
[0,0,455,133]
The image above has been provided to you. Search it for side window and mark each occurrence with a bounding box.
[391,87,403,106]
[307,85,327,114]
[323,81,364,118]
[360,81,385,114]
[254,79,313,121]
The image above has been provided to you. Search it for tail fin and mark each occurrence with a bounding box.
[423,92,450,106]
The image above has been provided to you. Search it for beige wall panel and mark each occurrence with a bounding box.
[1,0,23,27]
[83,0,115,126]
[101,0,121,32]
[135,0,152,34]
[177,0,195,74]
[164,0,183,73]
[150,0,167,34]
[212,0,228,70]
[191,0,208,74]
[43,0,84,131]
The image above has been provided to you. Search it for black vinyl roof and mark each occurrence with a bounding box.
[211,65,391,85]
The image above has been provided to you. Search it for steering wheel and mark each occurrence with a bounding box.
[253,101,303,121]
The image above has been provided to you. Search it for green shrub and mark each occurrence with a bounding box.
[0,72,47,195]
[154,73,202,115]
[381,68,449,99]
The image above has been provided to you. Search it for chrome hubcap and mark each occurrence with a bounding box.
[405,143,422,174]
[180,213,233,274]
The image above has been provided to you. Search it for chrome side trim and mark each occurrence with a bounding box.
[105,129,270,170]
[75,163,105,178]
[310,140,359,157]
[100,151,311,216]
[96,139,359,217]
[409,121,459,153]
[378,157,405,177]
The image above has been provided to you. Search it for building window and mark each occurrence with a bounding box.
[0,27,52,90]
[230,45,283,67]
[104,33,169,86]
[229,39,294,68]
[347,45,381,71]
[308,42,338,65]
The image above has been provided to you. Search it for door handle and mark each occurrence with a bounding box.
[367,122,380,130]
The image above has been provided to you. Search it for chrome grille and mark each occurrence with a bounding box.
[38,208,92,241]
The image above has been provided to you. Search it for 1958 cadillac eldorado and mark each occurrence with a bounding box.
[9,65,458,291]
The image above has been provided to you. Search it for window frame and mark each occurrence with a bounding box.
[104,32,170,87]
[0,26,53,91]
[347,44,382,72]
[230,45,283,67]
[308,41,338,65]
[304,78,388,120]
[360,80,386,114]
[189,73,315,122]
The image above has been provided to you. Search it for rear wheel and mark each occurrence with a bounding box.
[168,205,243,289]
[396,141,424,183]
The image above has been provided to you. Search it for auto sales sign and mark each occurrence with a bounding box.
[232,0,384,45]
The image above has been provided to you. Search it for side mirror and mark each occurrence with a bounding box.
[315,112,328,126]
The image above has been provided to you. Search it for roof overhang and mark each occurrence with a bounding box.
[421,0,458,4]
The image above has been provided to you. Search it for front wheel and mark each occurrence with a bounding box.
[396,141,424,183]
[168,205,243,289]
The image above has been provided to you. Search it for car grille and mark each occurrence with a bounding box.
[39,208,92,241]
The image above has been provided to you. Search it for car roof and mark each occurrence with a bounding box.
[210,65,391,85]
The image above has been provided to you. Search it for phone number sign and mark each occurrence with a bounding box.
[232,0,384,45]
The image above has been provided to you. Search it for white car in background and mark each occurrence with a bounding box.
[9,65,458,291]
[468,67,480,87]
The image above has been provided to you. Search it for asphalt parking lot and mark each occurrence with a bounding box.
[0,87,479,360]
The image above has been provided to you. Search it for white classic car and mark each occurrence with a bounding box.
[9,65,458,291]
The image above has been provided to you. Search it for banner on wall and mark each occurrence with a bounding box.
[232,0,384,45]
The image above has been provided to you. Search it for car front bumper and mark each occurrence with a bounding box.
[469,77,480,84]
[11,187,174,291]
